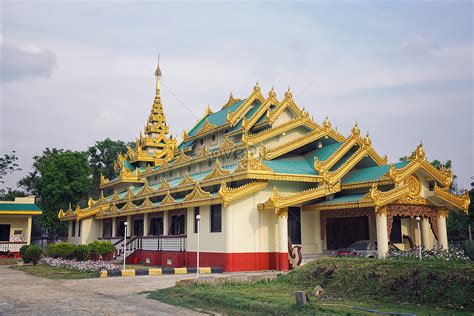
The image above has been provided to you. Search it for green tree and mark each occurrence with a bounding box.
[0,188,26,201]
[87,138,129,196]
[19,148,92,238]
[0,151,21,184]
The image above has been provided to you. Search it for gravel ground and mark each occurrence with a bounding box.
[0,265,207,315]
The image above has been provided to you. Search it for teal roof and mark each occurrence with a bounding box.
[262,143,345,176]
[304,142,342,164]
[230,100,263,132]
[264,158,316,175]
[0,203,42,211]
[341,161,409,185]
[178,140,195,150]
[316,194,366,205]
[187,99,245,137]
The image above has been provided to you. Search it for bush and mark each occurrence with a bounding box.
[73,245,90,261]
[88,241,115,260]
[460,240,474,260]
[19,245,31,260]
[386,244,470,262]
[48,242,76,260]
[24,245,42,265]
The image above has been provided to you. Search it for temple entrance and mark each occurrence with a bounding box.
[326,216,369,250]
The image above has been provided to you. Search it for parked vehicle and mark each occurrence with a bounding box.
[336,240,399,258]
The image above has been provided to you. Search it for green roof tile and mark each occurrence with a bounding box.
[0,203,42,211]
[188,99,245,137]
[341,161,409,185]
[316,194,366,205]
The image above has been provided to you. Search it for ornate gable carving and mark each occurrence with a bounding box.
[160,191,176,205]
[184,182,212,201]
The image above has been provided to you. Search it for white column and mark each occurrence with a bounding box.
[126,215,132,237]
[437,209,449,250]
[375,208,389,258]
[143,213,149,236]
[163,211,169,235]
[68,221,73,238]
[27,216,32,245]
[99,219,104,238]
[112,217,117,238]
[421,218,432,249]
[314,210,323,254]
[277,209,289,270]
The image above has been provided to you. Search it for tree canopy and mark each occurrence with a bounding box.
[20,148,92,237]
[87,138,129,196]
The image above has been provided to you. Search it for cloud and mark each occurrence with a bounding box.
[1,41,57,83]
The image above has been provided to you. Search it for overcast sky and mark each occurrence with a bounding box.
[1,1,473,190]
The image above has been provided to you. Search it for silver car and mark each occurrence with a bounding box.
[336,240,399,258]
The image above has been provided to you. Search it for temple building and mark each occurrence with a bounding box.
[1,196,42,257]
[58,61,470,272]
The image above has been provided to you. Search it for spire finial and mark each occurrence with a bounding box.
[155,54,162,77]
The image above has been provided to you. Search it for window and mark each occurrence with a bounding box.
[133,219,144,236]
[288,207,301,244]
[78,220,81,237]
[200,138,204,145]
[0,224,10,241]
[211,134,216,142]
[194,207,200,233]
[154,175,158,181]
[211,204,222,233]
[390,217,402,243]
[208,160,212,167]
[169,171,173,177]
[188,165,192,172]
[71,221,76,237]
[150,217,164,236]
[170,214,185,235]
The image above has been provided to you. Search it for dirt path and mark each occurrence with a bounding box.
[0,266,205,315]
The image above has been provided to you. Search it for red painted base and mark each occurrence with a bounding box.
[126,251,289,272]
[0,252,20,259]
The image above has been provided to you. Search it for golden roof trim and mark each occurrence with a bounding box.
[203,159,231,181]
[184,182,212,201]
[219,181,268,207]
[178,172,195,186]
[227,83,265,126]
[221,92,241,109]
[434,183,470,212]
[160,191,176,206]
[388,144,452,187]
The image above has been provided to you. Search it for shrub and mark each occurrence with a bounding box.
[387,244,470,262]
[73,245,90,261]
[88,241,115,259]
[19,245,31,261]
[24,245,42,265]
[48,242,76,260]
[460,240,474,260]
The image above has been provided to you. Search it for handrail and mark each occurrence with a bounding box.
[0,241,27,244]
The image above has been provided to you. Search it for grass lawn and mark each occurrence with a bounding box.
[0,258,21,265]
[13,264,98,279]
[149,258,474,315]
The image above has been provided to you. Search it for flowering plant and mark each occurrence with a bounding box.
[40,256,118,272]
[386,244,470,262]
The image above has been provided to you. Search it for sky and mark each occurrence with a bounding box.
[1,1,473,190]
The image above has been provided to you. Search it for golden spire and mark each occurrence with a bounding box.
[129,56,177,164]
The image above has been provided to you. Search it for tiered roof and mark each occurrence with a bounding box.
[59,65,470,222]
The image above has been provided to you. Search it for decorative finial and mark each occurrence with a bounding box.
[155,54,162,77]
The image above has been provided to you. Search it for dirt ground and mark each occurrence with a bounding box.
[0,265,206,315]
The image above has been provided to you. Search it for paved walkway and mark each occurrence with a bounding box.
[0,266,207,315]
